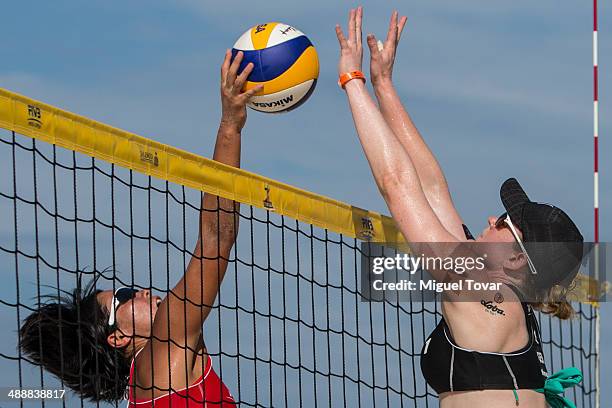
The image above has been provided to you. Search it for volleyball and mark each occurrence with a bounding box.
[232,23,319,113]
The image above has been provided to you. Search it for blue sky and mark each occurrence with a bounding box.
[0,0,610,405]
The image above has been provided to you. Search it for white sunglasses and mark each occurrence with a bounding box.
[495,213,538,276]
[107,287,139,328]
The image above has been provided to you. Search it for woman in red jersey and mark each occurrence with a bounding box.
[19,51,262,407]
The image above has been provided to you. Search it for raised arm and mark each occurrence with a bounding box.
[336,8,457,246]
[368,12,466,240]
[150,50,262,364]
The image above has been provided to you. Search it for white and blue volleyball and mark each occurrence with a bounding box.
[232,23,319,113]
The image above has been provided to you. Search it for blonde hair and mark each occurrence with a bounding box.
[530,283,575,320]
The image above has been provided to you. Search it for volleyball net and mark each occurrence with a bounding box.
[0,88,604,407]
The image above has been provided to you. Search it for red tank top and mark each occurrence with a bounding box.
[125,351,236,407]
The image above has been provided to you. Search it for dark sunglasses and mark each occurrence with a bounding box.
[107,287,139,327]
[495,212,508,229]
[493,212,538,275]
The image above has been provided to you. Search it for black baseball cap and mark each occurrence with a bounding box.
[500,178,584,289]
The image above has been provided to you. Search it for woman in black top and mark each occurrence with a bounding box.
[335,7,583,407]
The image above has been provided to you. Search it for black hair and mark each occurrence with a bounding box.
[19,274,130,403]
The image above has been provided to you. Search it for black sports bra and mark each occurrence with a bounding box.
[420,225,549,394]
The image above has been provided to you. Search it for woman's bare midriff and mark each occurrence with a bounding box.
[439,389,547,408]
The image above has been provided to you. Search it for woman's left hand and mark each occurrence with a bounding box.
[335,6,364,77]
[368,11,407,86]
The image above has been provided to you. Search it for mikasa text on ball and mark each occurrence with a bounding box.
[232,23,319,113]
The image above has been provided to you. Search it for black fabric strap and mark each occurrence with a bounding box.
[462,224,475,240]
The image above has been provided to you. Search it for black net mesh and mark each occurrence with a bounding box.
[0,130,598,407]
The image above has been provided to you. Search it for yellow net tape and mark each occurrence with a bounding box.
[0,87,605,305]
[0,87,403,243]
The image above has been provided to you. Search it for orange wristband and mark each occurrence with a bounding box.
[338,71,366,89]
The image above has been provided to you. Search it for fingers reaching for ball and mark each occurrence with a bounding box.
[335,6,364,78]
[368,10,408,86]
[227,50,244,90]
[221,49,231,84]
[235,63,257,95]
[241,84,264,100]
[221,50,263,98]
[220,50,263,130]
[384,10,407,48]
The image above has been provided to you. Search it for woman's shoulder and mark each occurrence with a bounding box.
[442,284,528,353]
[131,340,209,400]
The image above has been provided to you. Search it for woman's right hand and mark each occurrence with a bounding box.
[367,11,407,86]
[220,50,263,131]
[335,7,364,78]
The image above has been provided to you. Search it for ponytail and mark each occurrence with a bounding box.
[531,284,575,320]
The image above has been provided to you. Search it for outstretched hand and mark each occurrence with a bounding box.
[367,11,407,86]
[335,6,364,77]
[220,50,263,130]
